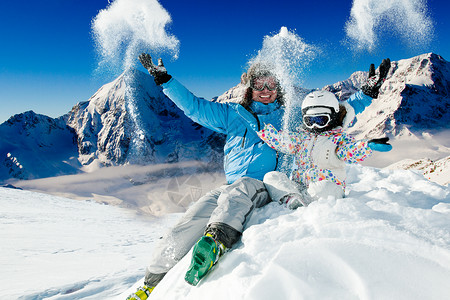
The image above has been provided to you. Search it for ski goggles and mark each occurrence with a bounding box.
[250,77,278,91]
[303,114,332,129]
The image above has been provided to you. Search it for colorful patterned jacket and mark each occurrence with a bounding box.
[257,124,373,189]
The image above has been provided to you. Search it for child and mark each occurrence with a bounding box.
[258,90,392,209]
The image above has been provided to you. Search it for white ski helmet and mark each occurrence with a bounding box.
[301,90,339,114]
[301,90,340,132]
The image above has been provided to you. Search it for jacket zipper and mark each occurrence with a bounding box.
[241,129,247,147]
[275,151,279,170]
[246,106,261,131]
[241,107,261,148]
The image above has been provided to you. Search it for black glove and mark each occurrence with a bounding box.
[138,53,172,85]
[368,137,392,152]
[361,58,391,99]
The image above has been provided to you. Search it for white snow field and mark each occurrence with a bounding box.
[2,164,450,299]
[0,187,180,299]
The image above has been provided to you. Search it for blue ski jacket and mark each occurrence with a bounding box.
[162,78,284,184]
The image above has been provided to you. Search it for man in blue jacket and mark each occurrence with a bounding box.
[127,54,390,299]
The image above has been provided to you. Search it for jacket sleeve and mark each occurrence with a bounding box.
[334,133,373,163]
[161,78,228,134]
[346,90,373,115]
[257,123,303,154]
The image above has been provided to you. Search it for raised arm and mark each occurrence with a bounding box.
[162,79,230,134]
[335,137,373,163]
[346,58,391,117]
[335,132,391,164]
[139,53,229,134]
[257,123,305,155]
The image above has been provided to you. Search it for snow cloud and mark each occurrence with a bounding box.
[92,0,179,74]
[251,27,318,88]
[250,27,318,114]
[345,0,434,51]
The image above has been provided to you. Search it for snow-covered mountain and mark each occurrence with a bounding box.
[323,70,368,100]
[0,69,225,181]
[0,111,79,180]
[67,69,224,168]
[214,82,247,103]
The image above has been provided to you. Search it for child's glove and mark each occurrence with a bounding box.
[280,193,312,210]
[368,137,392,152]
[361,58,391,99]
[284,194,304,210]
[139,53,172,85]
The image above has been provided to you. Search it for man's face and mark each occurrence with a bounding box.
[251,76,278,104]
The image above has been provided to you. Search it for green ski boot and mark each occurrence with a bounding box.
[185,234,226,286]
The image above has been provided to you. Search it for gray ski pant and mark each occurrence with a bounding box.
[144,177,270,286]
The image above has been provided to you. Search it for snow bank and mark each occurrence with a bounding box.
[0,188,180,299]
[148,165,450,300]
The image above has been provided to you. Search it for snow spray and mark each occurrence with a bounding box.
[248,27,318,171]
[344,0,434,51]
[249,27,318,131]
[91,0,179,161]
[92,0,179,73]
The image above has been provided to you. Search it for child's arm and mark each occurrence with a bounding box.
[257,123,304,155]
[334,134,374,163]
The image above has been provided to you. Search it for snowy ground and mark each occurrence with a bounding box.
[1,187,181,299]
[2,164,450,299]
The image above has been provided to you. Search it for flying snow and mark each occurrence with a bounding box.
[91,0,180,159]
[249,27,318,126]
[344,0,434,51]
[91,0,179,74]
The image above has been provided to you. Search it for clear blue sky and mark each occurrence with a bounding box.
[1,0,449,124]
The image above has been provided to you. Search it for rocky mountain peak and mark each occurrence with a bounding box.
[65,68,222,167]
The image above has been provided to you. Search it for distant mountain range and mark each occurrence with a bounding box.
[0,112,79,180]
[1,53,449,183]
